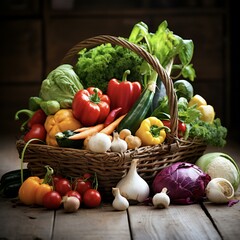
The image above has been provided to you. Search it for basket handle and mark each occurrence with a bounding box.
[62,35,178,137]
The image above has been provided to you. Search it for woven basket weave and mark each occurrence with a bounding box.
[16,35,207,200]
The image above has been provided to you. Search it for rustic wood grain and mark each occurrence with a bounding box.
[0,198,54,240]
[203,187,240,240]
[128,205,221,240]
[53,204,131,240]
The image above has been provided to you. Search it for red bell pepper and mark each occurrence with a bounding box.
[107,70,142,115]
[15,109,47,131]
[23,123,47,143]
[72,87,110,126]
[162,119,186,138]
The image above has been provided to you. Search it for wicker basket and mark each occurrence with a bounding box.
[16,35,207,200]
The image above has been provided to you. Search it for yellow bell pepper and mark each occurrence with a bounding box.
[44,109,82,146]
[188,94,215,123]
[198,105,215,123]
[135,117,168,146]
[18,166,53,205]
[188,94,207,108]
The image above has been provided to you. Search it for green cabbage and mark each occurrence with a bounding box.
[39,64,83,108]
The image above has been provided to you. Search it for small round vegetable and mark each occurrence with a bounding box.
[83,189,101,208]
[112,187,129,211]
[174,80,194,101]
[152,188,170,208]
[55,178,72,196]
[43,191,62,210]
[66,190,82,202]
[119,129,131,140]
[205,178,234,204]
[62,196,80,213]
[87,133,112,153]
[111,131,128,152]
[195,152,240,191]
[72,178,92,197]
[125,135,142,149]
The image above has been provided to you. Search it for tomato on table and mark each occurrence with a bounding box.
[83,189,101,208]
[55,178,72,196]
[43,191,62,209]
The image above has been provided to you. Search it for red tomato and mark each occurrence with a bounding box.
[55,178,72,196]
[83,173,92,180]
[73,178,92,196]
[43,191,62,210]
[52,175,63,186]
[66,190,82,202]
[83,189,101,208]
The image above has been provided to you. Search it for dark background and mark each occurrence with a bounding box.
[0,0,238,141]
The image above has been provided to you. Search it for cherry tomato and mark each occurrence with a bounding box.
[43,191,62,210]
[73,178,92,196]
[83,173,92,180]
[83,189,101,208]
[55,178,72,196]
[52,175,63,186]
[66,190,82,202]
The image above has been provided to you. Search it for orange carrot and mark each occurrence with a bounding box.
[74,127,91,133]
[69,123,105,140]
[100,114,126,135]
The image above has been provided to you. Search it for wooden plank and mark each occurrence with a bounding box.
[203,187,240,240]
[128,204,221,240]
[53,204,131,240]
[0,198,54,240]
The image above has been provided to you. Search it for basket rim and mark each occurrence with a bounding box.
[61,35,178,137]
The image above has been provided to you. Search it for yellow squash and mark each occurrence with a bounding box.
[44,109,82,146]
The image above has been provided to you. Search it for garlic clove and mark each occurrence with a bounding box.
[112,187,129,211]
[152,187,170,208]
[205,177,234,204]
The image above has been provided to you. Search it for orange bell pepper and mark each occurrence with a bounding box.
[44,109,82,146]
[18,166,53,206]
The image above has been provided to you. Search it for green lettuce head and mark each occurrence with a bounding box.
[39,64,83,108]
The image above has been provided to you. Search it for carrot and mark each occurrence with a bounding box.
[74,127,91,133]
[100,114,126,135]
[69,123,105,140]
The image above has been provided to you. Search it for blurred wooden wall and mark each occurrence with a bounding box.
[0,0,235,136]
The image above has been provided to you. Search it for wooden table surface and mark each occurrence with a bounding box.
[0,135,240,240]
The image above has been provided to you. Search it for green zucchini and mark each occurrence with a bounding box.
[117,83,155,134]
[0,169,31,185]
[0,182,22,198]
[55,130,84,148]
[0,169,31,198]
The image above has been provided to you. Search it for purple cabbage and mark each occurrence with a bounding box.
[152,162,211,204]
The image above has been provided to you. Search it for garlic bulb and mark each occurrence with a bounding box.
[111,131,128,152]
[205,178,234,204]
[116,159,150,203]
[152,188,170,208]
[112,187,129,211]
[87,132,111,153]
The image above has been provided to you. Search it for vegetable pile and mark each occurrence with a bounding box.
[15,20,227,149]
[8,20,238,210]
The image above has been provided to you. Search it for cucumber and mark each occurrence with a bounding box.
[117,84,155,134]
[55,130,84,148]
[0,169,31,198]
[0,182,22,198]
[0,169,31,185]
